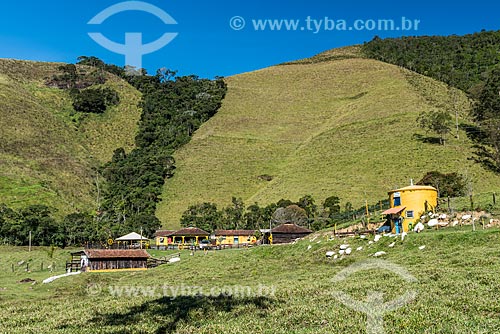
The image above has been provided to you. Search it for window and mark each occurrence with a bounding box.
[159,237,165,243]
[406,210,414,219]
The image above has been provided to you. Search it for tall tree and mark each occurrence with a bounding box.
[417,110,453,145]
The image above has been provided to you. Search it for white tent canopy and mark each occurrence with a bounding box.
[116,232,149,241]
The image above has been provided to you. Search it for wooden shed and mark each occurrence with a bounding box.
[271,223,312,244]
[82,249,150,272]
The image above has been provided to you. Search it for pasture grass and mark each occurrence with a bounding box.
[0,227,499,333]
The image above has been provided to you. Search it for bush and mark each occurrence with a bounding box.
[417,171,466,197]
[72,87,120,114]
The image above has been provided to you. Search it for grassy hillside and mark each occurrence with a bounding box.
[0,226,499,332]
[157,55,500,228]
[0,59,141,215]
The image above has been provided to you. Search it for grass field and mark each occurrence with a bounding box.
[157,55,500,228]
[0,59,141,216]
[0,226,499,333]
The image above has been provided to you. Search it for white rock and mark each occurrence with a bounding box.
[333,255,338,260]
[356,246,363,251]
[169,257,181,263]
[340,244,349,250]
[452,220,459,227]
[388,242,396,248]
[339,249,345,255]
[368,241,374,245]
[427,219,439,227]
[345,248,352,255]
[439,213,447,220]
[326,251,335,257]
[307,245,312,250]
[462,214,472,221]
[414,222,425,233]
[373,251,386,257]
[418,245,426,250]
[316,241,321,244]
[374,235,381,242]
[360,235,367,239]
[490,219,494,224]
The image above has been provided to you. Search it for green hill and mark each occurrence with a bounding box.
[0,59,142,215]
[157,52,500,228]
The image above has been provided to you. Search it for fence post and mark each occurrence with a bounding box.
[41,262,43,272]
[493,193,496,205]
[11,263,14,273]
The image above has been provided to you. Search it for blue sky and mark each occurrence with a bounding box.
[1,0,500,78]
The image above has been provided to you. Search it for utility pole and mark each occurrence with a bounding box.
[140,226,143,249]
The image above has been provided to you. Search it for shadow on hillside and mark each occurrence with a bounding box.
[412,133,443,145]
[461,124,500,174]
[89,295,276,333]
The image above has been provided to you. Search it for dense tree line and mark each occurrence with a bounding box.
[179,194,361,232]
[74,58,228,238]
[363,31,500,171]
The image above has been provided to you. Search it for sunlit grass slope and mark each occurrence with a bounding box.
[0,59,141,215]
[158,55,500,228]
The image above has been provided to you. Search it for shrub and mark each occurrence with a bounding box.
[72,87,120,114]
[417,171,466,197]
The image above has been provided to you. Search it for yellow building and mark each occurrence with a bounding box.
[386,184,438,233]
[154,230,175,248]
[170,227,210,247]
[214,230,257,246]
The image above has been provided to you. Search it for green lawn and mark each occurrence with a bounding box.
[1,227,499,333]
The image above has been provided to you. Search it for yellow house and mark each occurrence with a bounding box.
[169,227,210,247]
[214,230,257,246]
[154,230,175,248]
[386,184,438,233]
